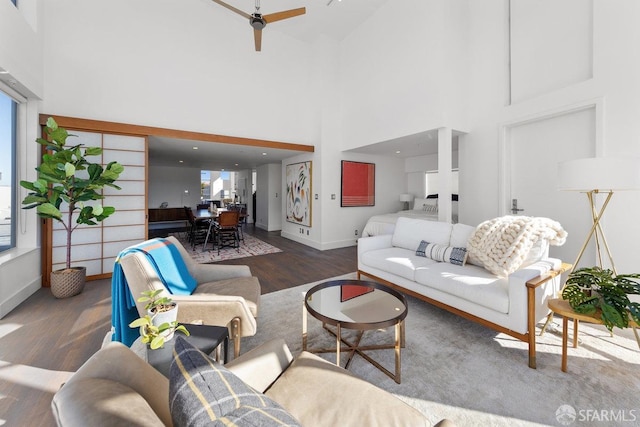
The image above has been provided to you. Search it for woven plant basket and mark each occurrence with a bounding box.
[50,267,86,299]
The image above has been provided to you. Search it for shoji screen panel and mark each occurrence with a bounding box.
[101,134,146,275]
[50,131,147,278]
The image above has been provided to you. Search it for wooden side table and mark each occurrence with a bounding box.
[547,298,603,372]
[547,298,640,373]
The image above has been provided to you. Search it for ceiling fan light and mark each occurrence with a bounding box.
[250,15,266,29]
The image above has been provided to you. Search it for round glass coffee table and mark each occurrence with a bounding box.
[302,279,408,383]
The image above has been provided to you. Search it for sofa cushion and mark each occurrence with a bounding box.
[414,263,510,314]
[416,241,468,266]
[450,223,476,248]
[169,337,301,427]
[361,247,438,281]
[392,217,453,251]
[194,276,260,317]
[265,351,428,427]
[52,378,165,427]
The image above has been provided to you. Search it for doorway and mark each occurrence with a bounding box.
[501,104,598,266]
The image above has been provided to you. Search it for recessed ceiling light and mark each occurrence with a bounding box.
[179,160,184,163]
[192,146,198,150]
[396,150,401,154]
[235,163,239,166]
[262,152,267,156]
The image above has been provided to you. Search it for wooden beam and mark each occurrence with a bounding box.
[39,114,315,153]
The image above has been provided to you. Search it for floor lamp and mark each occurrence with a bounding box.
[557,157,640,275]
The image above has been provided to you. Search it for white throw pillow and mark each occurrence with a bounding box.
[412,198,437,211]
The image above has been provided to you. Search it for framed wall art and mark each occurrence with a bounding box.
[286,161,312,226]
[341,160,375,207]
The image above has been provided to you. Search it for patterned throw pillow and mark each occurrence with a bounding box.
[169,336,301,427]
[416,240,468,266]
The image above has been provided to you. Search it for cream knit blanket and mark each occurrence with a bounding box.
[467,216,567,277]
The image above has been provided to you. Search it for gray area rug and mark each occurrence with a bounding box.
[240,273,640,427]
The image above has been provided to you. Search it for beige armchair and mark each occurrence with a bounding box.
[52,339,455,427]
[119,236,260,356]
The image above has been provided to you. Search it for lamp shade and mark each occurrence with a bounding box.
[399,193,413,202]
[557,157,640,191]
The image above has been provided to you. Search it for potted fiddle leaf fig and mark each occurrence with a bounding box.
[562,266,640,332]
[20,117,124,298]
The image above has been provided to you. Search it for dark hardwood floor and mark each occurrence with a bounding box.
[0,225,356,426]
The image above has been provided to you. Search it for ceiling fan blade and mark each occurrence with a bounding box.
[210,0,252,20]
[263,7,306,24]
[254,29,262,52]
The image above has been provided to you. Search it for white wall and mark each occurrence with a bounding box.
[462,0,640,272]
[148,165,201,209]
[0,0,43,98]
[0,0,44,317]
[339,0,469,151]
[40,0,316,146]
[255,163,281,232]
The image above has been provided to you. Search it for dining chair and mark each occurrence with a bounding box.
[215,210,240,254]
[227,204,246,243]
[184,206,209,250]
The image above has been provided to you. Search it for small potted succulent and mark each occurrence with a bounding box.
[129,290,189,349]
[562,266,640,331]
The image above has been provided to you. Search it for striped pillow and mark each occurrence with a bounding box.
[416,240,468,266]
[169,336,301,427]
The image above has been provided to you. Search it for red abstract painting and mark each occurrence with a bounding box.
[341,161,375,207]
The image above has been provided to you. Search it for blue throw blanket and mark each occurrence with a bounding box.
[111,238,198,346]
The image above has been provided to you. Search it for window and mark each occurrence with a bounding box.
[425,170,459,196]
[201,170,231,201]
[0,90,17,252]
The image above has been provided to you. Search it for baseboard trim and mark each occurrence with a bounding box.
[0,277,41,319]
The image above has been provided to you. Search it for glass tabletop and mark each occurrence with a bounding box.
[304,280,407,330]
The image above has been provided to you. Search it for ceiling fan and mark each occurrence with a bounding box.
[210,0,306,52]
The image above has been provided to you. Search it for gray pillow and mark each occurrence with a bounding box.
[169,336,301,426]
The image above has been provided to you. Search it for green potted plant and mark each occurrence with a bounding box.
[20,117,124,298]
[129,290,189,349]
[138,289,179,327]
[562,266,640,331]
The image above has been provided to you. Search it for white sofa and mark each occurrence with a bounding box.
[357,217,568,368]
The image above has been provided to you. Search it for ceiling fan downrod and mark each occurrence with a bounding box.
[250,0,266,29]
